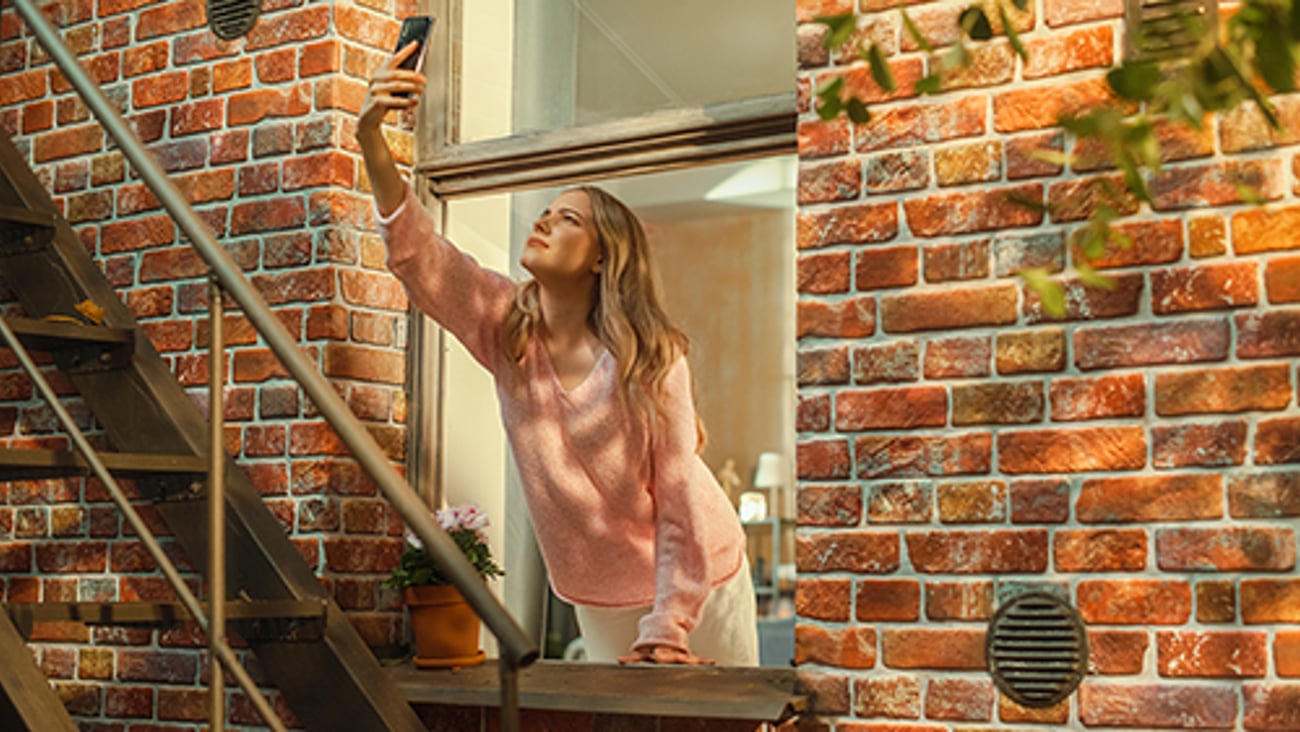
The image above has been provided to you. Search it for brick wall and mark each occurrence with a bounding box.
[0,0,416,727]
[795,0,1300,729]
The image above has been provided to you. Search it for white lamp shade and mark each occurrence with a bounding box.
[753,451,786,488]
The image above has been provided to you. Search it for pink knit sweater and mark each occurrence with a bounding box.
[377,184,745,653]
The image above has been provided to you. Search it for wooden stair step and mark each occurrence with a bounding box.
[2,316,132,372]
[0,447,207,480]
[4,599,329,642]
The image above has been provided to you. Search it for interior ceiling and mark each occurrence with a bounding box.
[576,0,795,106]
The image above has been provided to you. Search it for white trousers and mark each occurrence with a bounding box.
[573,557,759,666]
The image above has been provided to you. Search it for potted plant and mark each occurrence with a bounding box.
[384,503,503,668]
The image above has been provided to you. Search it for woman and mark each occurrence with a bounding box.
[357,41,757,666]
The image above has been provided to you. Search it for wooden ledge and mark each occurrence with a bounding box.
[389,660,804,722]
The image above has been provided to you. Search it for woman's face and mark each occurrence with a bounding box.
[520,190,602,286]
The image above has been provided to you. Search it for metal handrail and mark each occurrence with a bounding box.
[0,317,287,732]
[11,0,538,717]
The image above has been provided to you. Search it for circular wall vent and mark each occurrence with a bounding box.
[986,592,1089,708]
[208,0,261,40]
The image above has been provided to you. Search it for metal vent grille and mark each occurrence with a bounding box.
[987,593,1089,708]
[208,0,261,40]
[1124,0,1218,61]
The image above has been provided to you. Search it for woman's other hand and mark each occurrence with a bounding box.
[618,645,716,666]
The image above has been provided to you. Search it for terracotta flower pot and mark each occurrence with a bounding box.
[404,584,486,669]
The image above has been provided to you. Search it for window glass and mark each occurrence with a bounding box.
[454,0,795,145]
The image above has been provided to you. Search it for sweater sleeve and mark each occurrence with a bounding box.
[633,356,715,655]
[375,182,514,372]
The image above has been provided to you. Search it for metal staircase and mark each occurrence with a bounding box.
[0,2,537,729]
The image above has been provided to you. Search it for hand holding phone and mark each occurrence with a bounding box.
[395,15,434,71]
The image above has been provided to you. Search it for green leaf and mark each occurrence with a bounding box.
[1006,191,1052,214]
[815,13,858,51]
[1256,23,1297,93]
[1074,262,1117,290]
[901,11,934,53]
[1107,61,1161,101]
[1000,4,1028,61]
[1236,182,1267,205]
[914,73,943,95]
[1011,0,1030,10]
[1030,149,1074,167]
[1020,267,1066,318]
[845,97,871,123]
[816,77,845,121]
[959,6,994,41]
[866,43,896,93]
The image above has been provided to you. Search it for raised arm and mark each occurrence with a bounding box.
[357,41,424,217]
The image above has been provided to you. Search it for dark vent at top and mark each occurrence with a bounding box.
[1125,0,1219,61]
[987,592,1089,709]
[208,0,262,41]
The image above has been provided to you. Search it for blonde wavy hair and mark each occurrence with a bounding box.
[503,186,704,448]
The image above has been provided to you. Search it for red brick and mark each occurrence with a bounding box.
[1049,372,1144,421]
[880,284,1018,332]
[854,245,917,290]
[227,84,312,127]
[1073,219,1184,269]
[933,140,1001,187]
[1189,215,1227,258]
[797,532,899,573]
[797,393,830,433]
[881,628,986,669]
[1279,633,1300,677]
[1078,683,1235,727]
[1074,319,1230,369]
[117,649,198,683]
[1234,205,1300,254]
[923,336,990,378]
[796,578,851,621]
[33,124,102,162]
[1077,579,1192,624]
[1152,159,1284,210]
[835,386,945,430]
[1159,526,1296,572]
[1257,417,1300,465]
[855,578,920,621]
[1048,174,1140,223]
[34,542,106,573]
[322,343,404,385]
[923,239,990,282]
[322,537,401,573]
[798,347,850,386]
[856,95,987,153]
[1158,630,1269,678]
[798,118,850,159]
[798,250,851,294]
[794,671,850,717]
[1054,528,1147,572]
[798,159,861,204]
[998,425,1145,473]
[1006,130,1065,180]
[795,625,876,669]
[798,297,876,339]
[1022,24,1113,78]
[903,184,1042,237]
[1088,629,1149,674]
[1238,311,1300,358]
[818,56,926,106]
[936,480,1006,523]
[996,329,1065,374]
[1077,473,1222,522]
[852,341,918,384]
[1009,479,1069,524]
[157,686,208,721]
[1150,260,1259,314]
[1230,471,1300,518]
[798,439,851,480]
[866,481,932,523]
[924,581,993,621]
[906,529,1047,573]
[1154,421,1248,468]
[994,77,1114,132]
[132,70,189,108]
[852,675,921,719]
[1242,579,1300,623]
[865,150,929,193]
[797,22,830,69]
[856,432,992,478]
[1266,256,1300,303]
[925,677,994,721]
[105,685,153,718]
[245,4,331,51]
[1220,97,1300,152]
[796,485,862,526]
[1243,683,1300,730]
[797,202,899,249]
[1156,364,1291,415]
[300,40,342,78]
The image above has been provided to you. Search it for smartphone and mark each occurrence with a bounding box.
[394,15,434,73]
